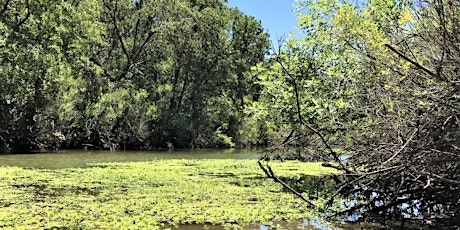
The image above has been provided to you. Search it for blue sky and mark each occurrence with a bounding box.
[226,0,302,48]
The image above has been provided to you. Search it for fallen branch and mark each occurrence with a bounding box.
[323,165,403,207]
[258,160,320,210]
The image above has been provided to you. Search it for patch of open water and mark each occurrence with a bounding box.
[0,149,259,169]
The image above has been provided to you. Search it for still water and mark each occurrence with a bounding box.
[0,149,260,169]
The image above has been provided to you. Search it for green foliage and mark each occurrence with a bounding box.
[249,0,420,151]
[0,0,103,151]
[256,0,459,224]
[215,127,235,147]
[0,0,270,151]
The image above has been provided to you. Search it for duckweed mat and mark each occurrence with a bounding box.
[0,159,337,229]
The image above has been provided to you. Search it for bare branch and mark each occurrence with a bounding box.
[384,44,438,79]
[430,173,460,185]
[258,160,320,209]
[381,128,418,166]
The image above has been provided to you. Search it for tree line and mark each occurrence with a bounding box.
[0,0,270,151]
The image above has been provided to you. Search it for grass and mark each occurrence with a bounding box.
[0,159,338,229]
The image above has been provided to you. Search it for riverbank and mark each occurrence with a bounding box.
[0,159,338,229]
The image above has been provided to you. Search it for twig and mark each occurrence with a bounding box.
[321,162,354,174]
[381,128,418,166]
[430,173,460,185]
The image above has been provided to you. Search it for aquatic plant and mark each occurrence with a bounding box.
[0,160,337,229]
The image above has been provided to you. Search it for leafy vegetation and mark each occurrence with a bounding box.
[1,0,458,227]
[0,160,337,229]
[0,0,269,151]
[253,0,459,227]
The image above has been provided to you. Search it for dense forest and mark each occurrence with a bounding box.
[0,0,459,226]
[0,0,271,151]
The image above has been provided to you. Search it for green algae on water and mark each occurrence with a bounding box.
[0,159,338,229]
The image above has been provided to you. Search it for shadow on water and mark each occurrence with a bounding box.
[170,220,389,229]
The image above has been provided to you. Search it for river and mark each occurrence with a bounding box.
[0,149,259,169]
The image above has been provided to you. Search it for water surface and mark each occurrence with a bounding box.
[0,149,260,169]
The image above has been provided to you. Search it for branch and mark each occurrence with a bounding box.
[88,57,113,80]
[381,128,418,166]
[323,165,403,207]
[276,57,341,162]
[131,31,155,62]
[384,44,437,79]
[0,0,11,15]
[110,0,132,82]
[114,14,130,63]
[14,0,30,31]
[258,161,320,210]
[345,41,405,77]
[321,162,354,174]
[430,173,460,185]
[328,202,368,218]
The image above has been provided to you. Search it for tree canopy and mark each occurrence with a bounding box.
[0,0,270,151]
[1,0,458,226]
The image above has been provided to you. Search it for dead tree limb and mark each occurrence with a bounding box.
[384,44,437,79]
[258,160,321,210]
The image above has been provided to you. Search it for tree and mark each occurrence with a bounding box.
[0,0,102,151]
[217,8,270,147]
[257,0,459,226]
[0,0,270,151]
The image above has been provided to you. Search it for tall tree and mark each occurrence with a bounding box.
[0,0,103,151]
[0,0,270,151]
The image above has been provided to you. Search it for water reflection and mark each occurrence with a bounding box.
[0,149,260,169]
[170,220,335,230]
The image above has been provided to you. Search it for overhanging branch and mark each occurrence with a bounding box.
[258,160,320,210]
[384,44,437,79]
